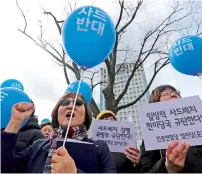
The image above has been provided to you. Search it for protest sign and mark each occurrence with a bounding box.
[92,120,136,153]
[139,96,202,151]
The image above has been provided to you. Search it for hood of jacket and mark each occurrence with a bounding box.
[20,117,41,131]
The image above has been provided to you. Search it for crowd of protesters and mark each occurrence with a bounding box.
[1,84,202,173]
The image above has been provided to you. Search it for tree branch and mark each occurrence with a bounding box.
[114,3,190,107]
[16,0,27,33]
[92,81,107,90]
[117,0,143,35]
[196,18,202,36]
[115,0,124,29]
[115,51,128,75]
[43,9,64,35]
[83,70,101,90]
[18,29,77,74]
[62,56,70,85]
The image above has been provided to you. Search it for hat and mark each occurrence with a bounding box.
[41,118,51,124]
[96,110,116,120]
[40,122,52,129]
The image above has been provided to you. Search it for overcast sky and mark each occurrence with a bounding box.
[0,0,202,123]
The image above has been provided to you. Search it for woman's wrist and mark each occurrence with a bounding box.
[4,120,21,133]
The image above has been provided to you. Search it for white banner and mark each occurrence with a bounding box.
[92,120,136,153]
[139,96,202,151]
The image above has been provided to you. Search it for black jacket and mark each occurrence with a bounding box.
[112,152,141,173]
[140,141,202,173]
[15,116,44,153]
[1,131,116,173]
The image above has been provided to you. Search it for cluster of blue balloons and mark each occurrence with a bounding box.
[65,81,92,104]
[1,79,31,129]
[169,35,202,76]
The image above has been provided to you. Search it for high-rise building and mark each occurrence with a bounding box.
[100,62,149,142]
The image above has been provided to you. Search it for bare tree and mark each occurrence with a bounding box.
[16,0,202,116]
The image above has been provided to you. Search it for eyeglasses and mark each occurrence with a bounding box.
[60,99,84,107]
[160,90,180,97]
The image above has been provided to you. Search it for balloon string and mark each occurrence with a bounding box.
[63,69,84,146]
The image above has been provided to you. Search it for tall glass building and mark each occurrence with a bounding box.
[100,62,149,142]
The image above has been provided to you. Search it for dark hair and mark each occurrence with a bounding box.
[41,122,52,129]
[29,99,35,117]
[51,92,92,130]
[149,85,180,103]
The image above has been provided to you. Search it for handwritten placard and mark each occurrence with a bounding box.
[139,96,202,151]
[92,120,136,153]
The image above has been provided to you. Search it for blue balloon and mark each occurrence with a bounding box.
[169,35,202,76]
[41,118,51,124]
[1,79,24,91]
[1,87,31,129]
[65,81,92,104]
[62,6,116,68]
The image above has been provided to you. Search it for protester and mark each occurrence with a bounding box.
[1,92,116,173]
[15,100,44,153]
[96,110,141,173]
[40,119,53,139]
[140,85,202,173]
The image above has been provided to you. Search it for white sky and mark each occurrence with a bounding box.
[0,0,202,123]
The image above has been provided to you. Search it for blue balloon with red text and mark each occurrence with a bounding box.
[65,81,92,104]
[1,87,31,129]
[1,79,24,91]
[169,35,202,76]
[62,6,116,69]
